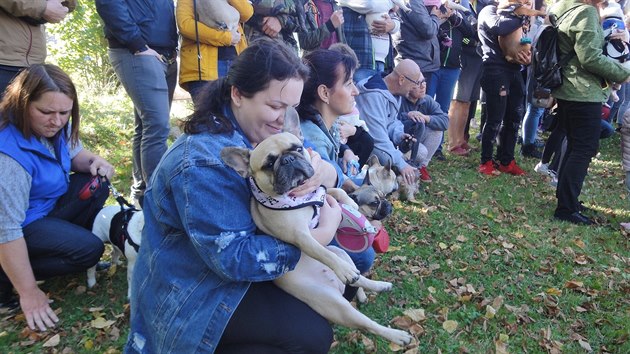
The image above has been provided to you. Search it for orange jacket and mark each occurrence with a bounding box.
[176,0,253,85]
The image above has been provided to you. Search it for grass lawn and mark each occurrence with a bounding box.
[1,94,628,353]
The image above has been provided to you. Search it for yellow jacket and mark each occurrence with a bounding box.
[177,0,253,85]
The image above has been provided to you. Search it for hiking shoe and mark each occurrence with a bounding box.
[534,162,550,175]
[478,161,500,176]
[498,160,526,175]
[449,145,469,156]
[521,144,543,159]
[419,166,432,182]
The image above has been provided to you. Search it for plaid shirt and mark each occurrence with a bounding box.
[341,7,396,73]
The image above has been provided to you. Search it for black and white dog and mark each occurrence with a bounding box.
[87,205,144,298]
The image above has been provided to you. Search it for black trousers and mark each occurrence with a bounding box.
[0,173,108,290]
[554,99,601,216]
[479,65,525,164]
[216,281,333,354]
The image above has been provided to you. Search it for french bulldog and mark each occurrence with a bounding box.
[197,0,241,31]
[87,205,144,298]
[361,155,398,196]
[338,0,411,29]
[497,0,546,65]
[221,132,413,346]
[349,185,393,222]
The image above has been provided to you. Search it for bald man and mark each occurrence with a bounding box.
[355,59,421,185]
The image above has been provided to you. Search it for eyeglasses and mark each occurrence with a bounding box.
[395,70,426,86]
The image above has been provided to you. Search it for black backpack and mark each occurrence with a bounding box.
[531,5,583,108]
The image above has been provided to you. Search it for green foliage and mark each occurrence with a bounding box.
[47,2,117,92]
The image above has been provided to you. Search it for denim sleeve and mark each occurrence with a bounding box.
[173,162,301,282]
[0,154,29,244]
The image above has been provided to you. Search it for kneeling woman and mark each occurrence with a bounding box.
[126,38,342,353]
[0,64,114,330]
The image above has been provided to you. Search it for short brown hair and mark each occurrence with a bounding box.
[0,64,80,144]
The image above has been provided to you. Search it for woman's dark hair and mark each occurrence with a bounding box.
[182,38,310,134]
[0,64,80,144]
[298,46,358,120]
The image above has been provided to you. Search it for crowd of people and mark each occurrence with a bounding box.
[1,0,630,352]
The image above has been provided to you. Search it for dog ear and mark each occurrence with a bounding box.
[383,159,393,172]
[220,147,251,178]
[367,154,381,167]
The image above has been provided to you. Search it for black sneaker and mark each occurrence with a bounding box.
[554,211,593,225]
[433,150,446,161]
[521,144,543,159]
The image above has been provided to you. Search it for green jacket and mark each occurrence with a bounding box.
[551,0,630,102]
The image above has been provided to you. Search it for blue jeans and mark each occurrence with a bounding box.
[600,119,615,139]
[0,173,107,290]
[108,48,177,200]
[328,239,376,274]
[522,103,545,145]
[185,59,233,105]
[433,67,461,113]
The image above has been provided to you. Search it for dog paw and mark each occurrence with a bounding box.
[385,328,413,346]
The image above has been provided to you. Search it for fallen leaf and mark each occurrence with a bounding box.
[403,308,426,322]
[427,286,436,294]
[485,305,496,319]
[438,242,448,250]
[442,320,458,333]
[565,281,584,289]
[84,339,94,350]
[578,339,593,352]
[573,239,586,249]
[546,288,562,296]
[456,235,468,242]
[91,317,115,329]
[42,334,60,348]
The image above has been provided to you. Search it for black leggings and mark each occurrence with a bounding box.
[216,281,334,354]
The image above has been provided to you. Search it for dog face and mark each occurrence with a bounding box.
[363,155,398,196]
[350,185,393,221]
[221,132,314,196]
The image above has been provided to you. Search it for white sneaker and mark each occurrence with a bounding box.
[550,176,558,187]
[534,162,549,175]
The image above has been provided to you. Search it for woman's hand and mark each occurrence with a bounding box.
[338,121,357,143]
[407,111,429,123]
[20,287,58,331]
[341,149,359,175]
[89,156,115,179]
[310,195,342,245]
[289,149,327,197]
[262,16,281,37]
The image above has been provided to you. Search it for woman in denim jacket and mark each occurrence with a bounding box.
[126,38,342,353]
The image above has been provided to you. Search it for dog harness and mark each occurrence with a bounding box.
[249,177,326,229]
[108,208,141,253]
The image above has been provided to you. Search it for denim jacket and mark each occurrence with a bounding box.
[125,113,301,353]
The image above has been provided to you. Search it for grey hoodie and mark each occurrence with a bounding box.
[355,74,409,171]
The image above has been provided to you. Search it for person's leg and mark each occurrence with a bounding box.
[425,71,437,98]
[108,48,175,199]
[479,67,510,164]
[448,100,470,150]
[554,100,601,218]
[496,70,525,165]
[464,100,478,143]
[0,65,23,99]
[522,103,544,145]
[417,129,443,167]
[183,80,210,107]
[216,281,333,354]
[16,218,105,281]
[435,68,461,113]
[600,119,615,139]
[49,173,109,230]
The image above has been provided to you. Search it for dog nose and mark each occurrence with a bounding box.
[280,154,295,165]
